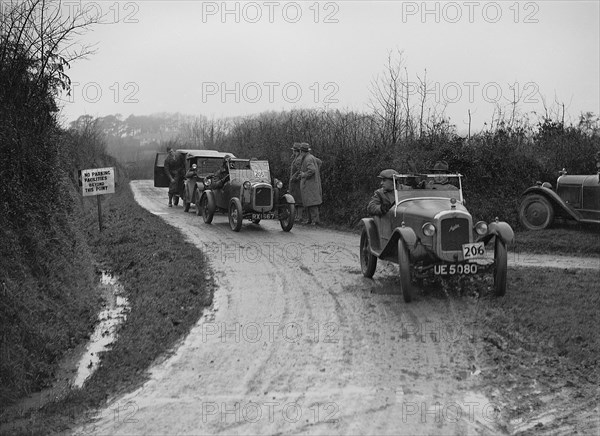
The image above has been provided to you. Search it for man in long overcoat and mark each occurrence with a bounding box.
[288,143,303,221]
[298,143,323,225]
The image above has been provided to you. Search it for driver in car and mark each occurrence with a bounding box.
[211,155,232,189]
[367,169,399,216]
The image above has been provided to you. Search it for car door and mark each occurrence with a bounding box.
[154,153,170,187]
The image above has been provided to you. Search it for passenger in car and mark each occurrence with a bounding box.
[428,160,458,190]
[367,169,399,216]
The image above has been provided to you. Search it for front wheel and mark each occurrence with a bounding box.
[493,238,508,296]
[279,203,296,232]
[398,240,412,303]
[201,195,214,224]
[229,197,243,232]
[359,227,377,278]
[518,194,554,230]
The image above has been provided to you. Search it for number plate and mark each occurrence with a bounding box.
[462,242,485,260]
[252,213,275,220]
[434,264,479,275]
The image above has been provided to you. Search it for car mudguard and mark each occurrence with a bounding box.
[360,218,381,254]
[521,186,581,221]
[479,221,514,245]
[201,190,217,214]
[281,193,295,204]
[379,226,417,260]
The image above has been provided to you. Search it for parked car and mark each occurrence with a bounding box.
[518,161,600,230]
[154,149,235,211]
[199,158,296,232]
[360,173,514,302]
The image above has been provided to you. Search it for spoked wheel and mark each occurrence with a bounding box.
[398,240,412,303]
[229,197,243,232]
[201,195,214,224]
[359,227,377,278]
[518,194,554,230]
[493,238,508,296]
[279,203,296,232]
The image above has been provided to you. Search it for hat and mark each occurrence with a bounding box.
[291,142,301,151]
[299,143,311,152]
[377,169,399,179]
[433,161,449,172]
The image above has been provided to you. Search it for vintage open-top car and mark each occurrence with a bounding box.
[518,161,600,230]
[360,173,514,302]
[199,158,296,232]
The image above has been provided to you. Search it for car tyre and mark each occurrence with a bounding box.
[229,197,243,232]
[201,194,214,224]
[493,238,508,297]
[518,194,554,230]
[359,227,377,278]
[398,240,412,303]
[279,203,296,232]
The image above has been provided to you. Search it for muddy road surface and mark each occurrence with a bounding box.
[79,181,524,435]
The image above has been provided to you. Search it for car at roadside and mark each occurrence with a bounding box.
[199,158,296,232]
[360,173,514,302]
[518,159,600,230]
[154,149,235,212]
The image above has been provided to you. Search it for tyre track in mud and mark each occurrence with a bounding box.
[76,181,594,435]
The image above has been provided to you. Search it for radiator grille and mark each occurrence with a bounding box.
[441,218,469,251]
[254,186,272,208]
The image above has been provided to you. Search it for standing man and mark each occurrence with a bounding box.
[288,143,303,221]
[164,147,184,207]
[367,169,399,216]
[298,143,322,225]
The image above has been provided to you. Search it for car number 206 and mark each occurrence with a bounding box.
[434,263,478,275]
[462,242,485,260]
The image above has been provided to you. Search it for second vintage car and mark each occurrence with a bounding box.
[199,157,296,232]
[518,156,600,230]
[360,172,514,302]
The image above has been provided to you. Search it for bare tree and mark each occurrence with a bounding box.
[368,49,406,147]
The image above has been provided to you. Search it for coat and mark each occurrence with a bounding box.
[367,188,395,216]
[164,152,185,195]
[289,154,303,206]
[298,152,322,207]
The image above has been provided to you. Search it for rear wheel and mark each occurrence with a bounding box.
[493,238,508,296]
[398,240,412,303]
[201,195,214,224]
[519,194,554,230]
[229,198,243,232]
[279,203,296,232]
[359,227,377,278]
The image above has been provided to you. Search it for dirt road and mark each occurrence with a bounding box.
[75,181,594,435]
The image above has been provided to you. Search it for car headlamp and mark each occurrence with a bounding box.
[275,179,283,189]
[243,181,251,190]
[205,178,212,186]
[422,222,436,237]
[474,221,488,235]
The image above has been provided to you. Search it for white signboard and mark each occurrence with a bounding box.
[82,167,115,197]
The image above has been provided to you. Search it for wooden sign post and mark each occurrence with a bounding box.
[81,167,115,231]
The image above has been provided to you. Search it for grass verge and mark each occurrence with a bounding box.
[0,182,215,435]
[513,223,600,256]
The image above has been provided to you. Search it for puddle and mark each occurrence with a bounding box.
[73,271,130,388]
[0,271,130,430]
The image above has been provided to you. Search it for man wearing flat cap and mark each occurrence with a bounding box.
[367,169,399,216]
[288,143,303,220]
[297,143,323,225]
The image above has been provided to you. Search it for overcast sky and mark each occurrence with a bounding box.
[58,1,600,134]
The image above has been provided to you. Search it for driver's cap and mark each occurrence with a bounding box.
[377,169,399,179]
